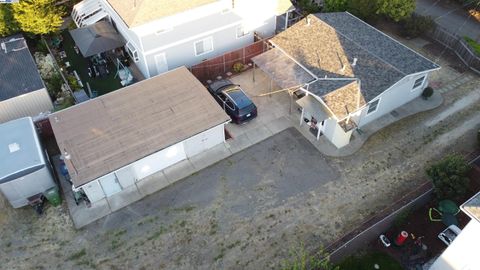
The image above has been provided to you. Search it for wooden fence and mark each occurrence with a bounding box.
[190,39,269,83]
[428,24,480,74]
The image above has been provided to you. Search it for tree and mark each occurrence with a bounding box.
[348,0,380,22]
[426,154,471,200]
[0,4,18,37]
[297,0,322,14]
[376,0,416,22]
[12,0,65,36]
[324,0,349,12]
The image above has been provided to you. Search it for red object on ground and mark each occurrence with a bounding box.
[395,231,409,246]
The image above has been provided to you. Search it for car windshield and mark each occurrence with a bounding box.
[226,88,252,109]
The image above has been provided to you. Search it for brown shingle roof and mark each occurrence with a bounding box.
[106,0,218,27]
[50,67,229,187]
[321,81,366,119]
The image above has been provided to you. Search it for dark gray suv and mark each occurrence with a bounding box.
[207,79,257,124]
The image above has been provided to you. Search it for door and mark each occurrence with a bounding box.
[99,173,122,197]
[154,53,168,75]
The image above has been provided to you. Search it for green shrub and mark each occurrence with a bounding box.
[402,14,434,38]
[45,72,63,98]
[464,36,480,56]
[426,154,471,200]
[297,0,322,14]
[232,62,244,73]
[422,86,434,99]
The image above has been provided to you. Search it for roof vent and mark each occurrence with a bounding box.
[352,57,358,67]
[8,142,20,153]
[306,17,311,26]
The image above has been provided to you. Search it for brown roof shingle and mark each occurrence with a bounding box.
[50,67,229,186]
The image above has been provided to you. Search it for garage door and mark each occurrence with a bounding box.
[184,124,225,157]
[131,142,186,180]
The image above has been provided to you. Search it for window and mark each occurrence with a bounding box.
[413,76,425,89]
[367,99,379,115]
[236,26,249,38]
[125,42,139,62]
[194,37,213,56]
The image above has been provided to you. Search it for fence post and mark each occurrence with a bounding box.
[243,47,246,64]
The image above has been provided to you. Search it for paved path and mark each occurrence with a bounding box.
[416,0,480,40]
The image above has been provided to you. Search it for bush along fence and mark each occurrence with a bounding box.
[189,39,270,83]
[427,24,480,74]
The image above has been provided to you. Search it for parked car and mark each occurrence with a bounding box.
[438,224,462,246]
[207,79,257,124]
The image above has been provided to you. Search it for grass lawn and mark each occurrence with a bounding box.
[61,30,123,96]
[336,252,403,270]
[464,36,480,57]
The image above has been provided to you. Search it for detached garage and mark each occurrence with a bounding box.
[49,66,229,205]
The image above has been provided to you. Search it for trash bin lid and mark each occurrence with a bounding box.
[439,200,459,215]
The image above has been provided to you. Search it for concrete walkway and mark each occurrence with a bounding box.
[416,0,480,40]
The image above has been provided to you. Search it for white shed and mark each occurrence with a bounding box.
[0,117,56,208]
[0,34,53,124]
[49,66,230,204]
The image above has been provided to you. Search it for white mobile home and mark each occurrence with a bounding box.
[0,117,56,208]
[71,0,294,79]
[0,34,53,124]
[49,67,230,209]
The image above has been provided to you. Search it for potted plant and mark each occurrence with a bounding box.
[232,62,244,73]
[422,86,434,100]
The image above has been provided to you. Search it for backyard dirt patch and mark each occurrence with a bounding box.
[1,31,480,270]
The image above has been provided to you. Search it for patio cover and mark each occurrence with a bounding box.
[252,48,315,89]
[296,95,331,122]
[69,21,125,57]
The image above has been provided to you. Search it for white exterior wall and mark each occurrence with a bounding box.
[430,220,480,270]
[357,72,430,127]
[81,124,225,203]
[0,166,55,208]
[184,124,225,157]
[322,118,353,149]
[144,24,252,77]
[0,88,52,124]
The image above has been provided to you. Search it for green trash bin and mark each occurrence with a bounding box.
[44,186,62,207]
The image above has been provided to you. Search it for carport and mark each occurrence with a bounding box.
[251,48,315,91]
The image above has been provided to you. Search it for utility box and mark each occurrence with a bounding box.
[0,117,56,208]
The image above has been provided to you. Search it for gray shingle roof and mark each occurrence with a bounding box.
[316,12,438,75]
[0,34,45,101]
[271,12,439,108]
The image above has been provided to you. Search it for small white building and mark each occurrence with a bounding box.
[0,117,56,208]
[49,66,230,205]
[0,34,53,124]
[429,191,480,270]
[71,0,294,79]
[253,12,440,149]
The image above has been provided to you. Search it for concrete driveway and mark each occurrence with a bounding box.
[81,128,340,269]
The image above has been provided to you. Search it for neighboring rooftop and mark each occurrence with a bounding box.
[461,191,480,223]
[0,34,45,101]
[49,67,230,187]
[0,117,44,184]
[270,12,439,117]
[106,0,218,27]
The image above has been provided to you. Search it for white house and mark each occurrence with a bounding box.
[72,0,294,79]
[49,67,230,207]
[0,34,53,124]
[429,191,480,270]
[252,12,440,149]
